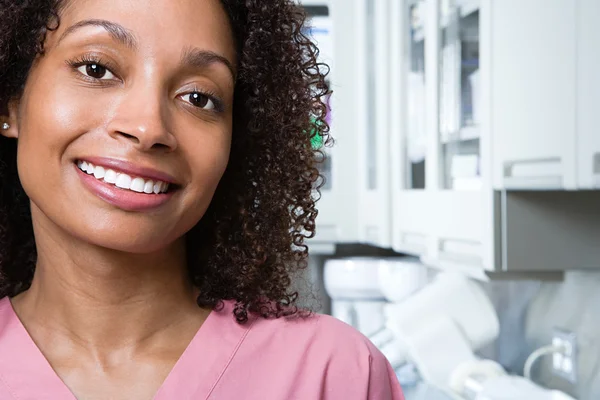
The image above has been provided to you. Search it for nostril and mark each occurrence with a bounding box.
[118,131,139,142]
[151,143,170,150]
[114,131,174,150]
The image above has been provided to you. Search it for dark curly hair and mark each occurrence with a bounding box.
[0,0,331,323]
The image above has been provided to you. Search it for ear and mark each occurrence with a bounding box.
[0,99,19,139]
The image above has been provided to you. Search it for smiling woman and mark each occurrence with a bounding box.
[0,0,403,399]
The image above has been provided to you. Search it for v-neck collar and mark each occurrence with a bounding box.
[0,297,252,400]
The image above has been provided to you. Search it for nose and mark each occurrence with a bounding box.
[107,83,177,152]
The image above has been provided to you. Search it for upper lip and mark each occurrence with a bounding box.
[77,157,179,185]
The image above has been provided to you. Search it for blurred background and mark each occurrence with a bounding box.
[296,1,600,399]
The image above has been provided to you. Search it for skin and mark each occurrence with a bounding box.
[0,0,237,398]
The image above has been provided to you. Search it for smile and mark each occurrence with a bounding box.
[76,160,170,194]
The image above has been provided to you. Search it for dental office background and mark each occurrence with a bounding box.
[296,1,600,399]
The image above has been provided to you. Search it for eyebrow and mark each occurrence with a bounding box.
[58,19,138,50]
[57,19,237,82]
[181,47,237,82]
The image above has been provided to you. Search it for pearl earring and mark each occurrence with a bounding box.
[2,123,9,130]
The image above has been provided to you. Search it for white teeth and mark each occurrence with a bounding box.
[93,166,105,180]
[115,174,132,189]
[77,161,171,194]
[143,180,154,194]
[104,169,118,184]
[130,177,145,193]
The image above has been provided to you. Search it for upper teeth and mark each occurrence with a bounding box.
[77,160,170,194]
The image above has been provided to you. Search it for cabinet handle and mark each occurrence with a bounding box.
[438,239,482,266]
[398,232,427,255]
[593,153,600,189]
[503,157,562,189]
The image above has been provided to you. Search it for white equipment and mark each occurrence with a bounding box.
[323,257,427,337]
[449,359,577,400]
[372,272,499,390]
[324,258,576,400]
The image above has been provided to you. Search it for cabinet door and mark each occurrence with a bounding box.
[491,0,577,189]
[309,0,393,248]
[302,1,342,249]
[438,0,482,191]
[406,0,428,190]
[391,0,431,255]
[577,0,600,189]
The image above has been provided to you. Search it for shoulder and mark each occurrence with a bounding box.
[219,300,371,346]
[245,310,392,375]
[238,311,404,399]
[303,312,381,358]
[173,302,405,399]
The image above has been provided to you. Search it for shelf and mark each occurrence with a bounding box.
[452,177,482,190]
[421,255,565,282]
[441,125,480,143]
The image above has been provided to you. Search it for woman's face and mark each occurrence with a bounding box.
[5,0,236,252]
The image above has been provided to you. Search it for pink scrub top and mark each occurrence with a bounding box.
[0,297,404,399]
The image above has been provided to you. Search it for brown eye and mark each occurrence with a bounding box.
[184,92,215,110]
[77,63,116,80]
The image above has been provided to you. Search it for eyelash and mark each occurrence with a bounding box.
[66,54,118,82]
[65,55,225,114]
[189,86,225,113]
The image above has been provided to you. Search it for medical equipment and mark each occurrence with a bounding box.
[324,258,576,400]
[323,257,427,337]
[372,272,499,388]
[449,358,577,400]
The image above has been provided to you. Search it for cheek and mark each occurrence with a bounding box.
[18,73,105,154]
[200,136,231,182]
[184,131,231,196]
[15,68,107,198]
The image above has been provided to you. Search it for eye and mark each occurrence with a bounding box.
[182,92,216,110]
[77,63,116,80]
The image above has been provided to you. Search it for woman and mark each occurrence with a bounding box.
[0,0,404,399]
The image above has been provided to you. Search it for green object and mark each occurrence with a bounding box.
[309,116,324,149]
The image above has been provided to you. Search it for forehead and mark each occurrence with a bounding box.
[51,0,236,63]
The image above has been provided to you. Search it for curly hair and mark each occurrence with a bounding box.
[0,0,331,323]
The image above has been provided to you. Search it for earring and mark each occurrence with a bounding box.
[2,123,9,130]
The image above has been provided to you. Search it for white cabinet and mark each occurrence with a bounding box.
[490,0,600,190]
[390,0,600,276]
[311,0,600,270]
[490,0,577,190]
[303,0,393,251]
[488,0,600,192]
[301,0,337,254]
[577,0,600,189]
[389,0,430,255]
[391,0,493,274]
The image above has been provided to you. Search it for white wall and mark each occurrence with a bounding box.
[523,271,600,399]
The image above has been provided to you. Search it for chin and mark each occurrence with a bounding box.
[84,230,184,255]
[60,213,190,255]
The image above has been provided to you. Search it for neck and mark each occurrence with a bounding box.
[11,207,203,352]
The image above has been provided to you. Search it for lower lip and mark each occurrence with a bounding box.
[75,164,175,212]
